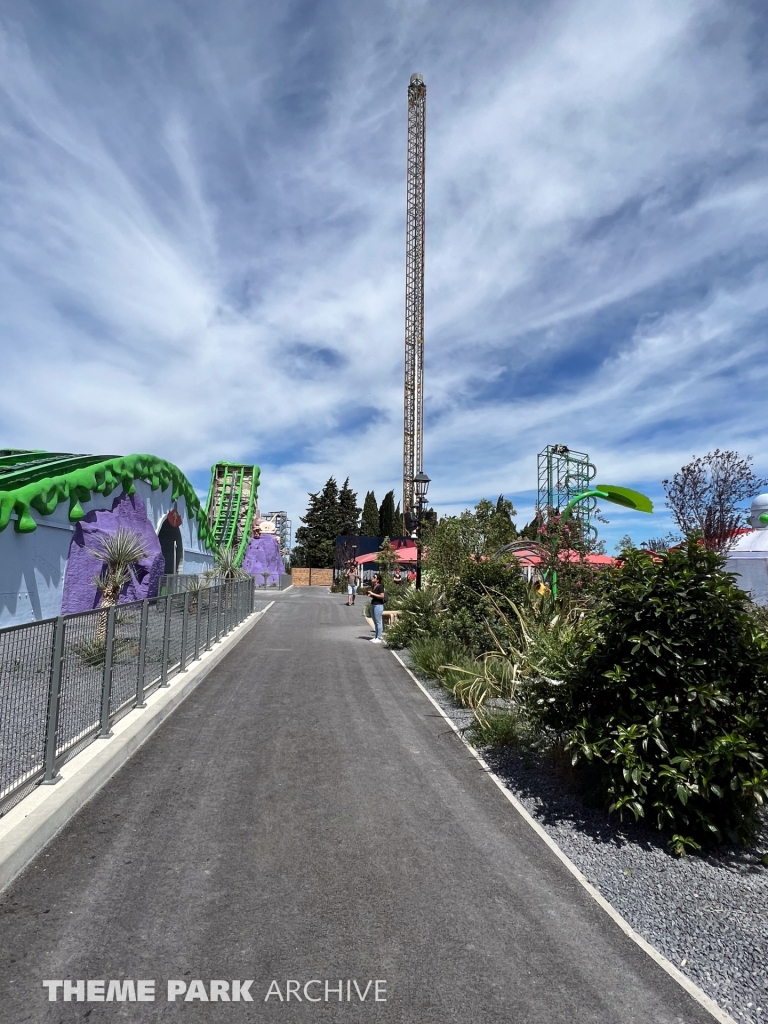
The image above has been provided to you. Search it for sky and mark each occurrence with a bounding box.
[1,0,768,552]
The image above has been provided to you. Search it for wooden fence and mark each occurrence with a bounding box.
[291,568,334,587]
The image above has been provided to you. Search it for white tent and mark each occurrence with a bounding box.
[724,494,768,606]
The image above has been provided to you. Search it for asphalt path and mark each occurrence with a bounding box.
[0,589,715,1023]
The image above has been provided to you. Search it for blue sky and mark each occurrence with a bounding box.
[2,0,768,551]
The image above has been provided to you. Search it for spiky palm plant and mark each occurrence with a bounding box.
[204,545,252,583]
[91,528,149,608]
[90,528,149,643]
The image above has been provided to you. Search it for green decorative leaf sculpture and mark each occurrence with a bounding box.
[593,485,653,514]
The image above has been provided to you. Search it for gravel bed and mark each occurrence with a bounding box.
[398,650,768,1024]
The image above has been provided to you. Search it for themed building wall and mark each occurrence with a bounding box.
[0,480,213,629]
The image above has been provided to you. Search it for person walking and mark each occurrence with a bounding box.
[345,564,359,606]
[368,572,386,643]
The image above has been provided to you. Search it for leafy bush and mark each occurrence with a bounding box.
[438,559,527,655]
[409,636,474,682]
[383,587,446,649]
[532,542,768,852]
[467,709,525,748]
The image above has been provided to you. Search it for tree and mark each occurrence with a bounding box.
[292,477,341,568]
[640,535,676,553]
[422,513,484,581]
[338,478,361,536]
[663,450,768,554]
[376,536,400,576]
[361,491,380,537]
[518,514,542,541]
[615,534,634,555]
[474,494,517,554]
[379,490,397,538]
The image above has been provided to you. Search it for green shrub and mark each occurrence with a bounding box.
[532,542,768,852]
[409,636,474,682]
[383,587,446,649]
[438,559,527,655]
[468,709,525,748]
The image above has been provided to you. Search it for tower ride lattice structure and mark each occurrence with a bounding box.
[262,511,292,557]
[403,73,426,515]
[537,445,598,546]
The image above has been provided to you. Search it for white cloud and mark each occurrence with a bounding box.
[0,0,767,551]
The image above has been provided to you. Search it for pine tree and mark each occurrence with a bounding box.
[338,477,361,536]
[292,477,341,568]
[379,490,396,538]
[361,490,380,537]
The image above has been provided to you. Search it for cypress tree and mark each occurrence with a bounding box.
[338,477,361,535]
[361,490,380,537]
[379,490,396,538]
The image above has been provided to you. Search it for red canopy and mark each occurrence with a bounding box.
[509,546,616,567]
[355,546,418,565]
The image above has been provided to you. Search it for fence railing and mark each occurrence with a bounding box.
[161,573,292,594]
[0,578,254,817]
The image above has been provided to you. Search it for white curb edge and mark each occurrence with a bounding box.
[0,603,274,895]
[390,649,736,1024]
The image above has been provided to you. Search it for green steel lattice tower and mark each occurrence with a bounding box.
[537,445,597,544]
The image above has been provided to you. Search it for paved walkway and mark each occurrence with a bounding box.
[0,590,715,1022]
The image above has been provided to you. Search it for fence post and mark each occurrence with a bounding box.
[194,589,202,661]
[136,599,149,707]
[216,583,222,641]
[160,595,172,686]
[180,591,190,671]
[99,606,117,738]
[42,617,66,784]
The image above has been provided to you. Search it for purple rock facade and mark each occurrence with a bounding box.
[61,492,166,614]
[242,535,285,586]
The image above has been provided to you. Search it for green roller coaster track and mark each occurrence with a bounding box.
[204,462,261,567]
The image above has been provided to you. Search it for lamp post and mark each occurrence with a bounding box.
[414,471,430,591]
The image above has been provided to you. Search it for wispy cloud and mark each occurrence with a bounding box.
[1,0,767,547]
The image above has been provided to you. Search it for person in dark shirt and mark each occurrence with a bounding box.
[368,573,386,643]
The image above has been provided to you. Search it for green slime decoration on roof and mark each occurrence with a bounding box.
[0,452,216,550]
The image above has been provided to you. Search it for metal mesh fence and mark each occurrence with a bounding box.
[164,593,186,682]
[0,619,56,805]
[0,579,254,815]
[183,596,197,668]
[142,597,166,698]
[211,587,222,645]
[110,602,144,721]
[56,610,105,760]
